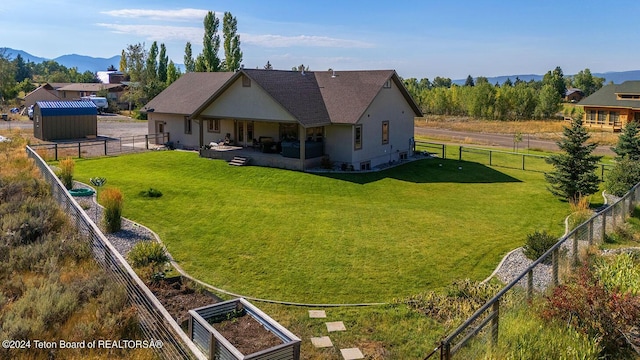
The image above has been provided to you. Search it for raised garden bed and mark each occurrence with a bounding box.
[189,298,301,360]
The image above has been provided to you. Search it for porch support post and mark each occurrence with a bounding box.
[299,125,306,170]
[198,118,203,149]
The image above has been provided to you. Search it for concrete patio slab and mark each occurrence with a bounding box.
[310,336,333,348]
[326,321,346,332]
[309,310,327,318]
[340,347,364,360]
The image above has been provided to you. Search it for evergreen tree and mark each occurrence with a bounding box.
[202,11,221,72]
[145,41,158,81]
[13,54,31,82]
[611,121,640,160]
[223,12,242,72]
[158,43,168,83]
[464,75,474,87]
[542,66,566,100]
[166,60,181,85]
[545,118,602,203]
[184,42,195,72]
[503,78,513,87]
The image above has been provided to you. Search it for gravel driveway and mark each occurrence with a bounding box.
[0,114,148,139]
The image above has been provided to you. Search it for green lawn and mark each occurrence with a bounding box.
[73,151,569,303]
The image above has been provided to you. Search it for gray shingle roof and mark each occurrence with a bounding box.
[579,81,640,109]
[143,72,236,115]
[147,69,422,125]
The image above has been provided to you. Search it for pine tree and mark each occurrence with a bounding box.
[223,12,242,72]
[464,75,474,87]
[545,118,602,203]
[184,42,195,73]
[611,121,640,160]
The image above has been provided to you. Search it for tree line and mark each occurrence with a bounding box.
[404,67,605,120]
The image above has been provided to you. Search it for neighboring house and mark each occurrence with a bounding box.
[564,88,584,103]
[24,84,61,108]
[33,101,97,141]
[143,69,423,171]
[57,83,126,103]
[578,81,640,131]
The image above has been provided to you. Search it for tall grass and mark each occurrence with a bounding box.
[100,187,123,233]
[58,157,75,190]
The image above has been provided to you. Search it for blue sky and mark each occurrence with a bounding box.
[2,0,638,79]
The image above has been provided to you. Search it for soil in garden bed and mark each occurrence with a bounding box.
[212,313,283,355]
[148,277,220,325]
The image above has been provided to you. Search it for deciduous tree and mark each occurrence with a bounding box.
[202,11,221,72]
[158,43,168,83]
[184,42,195,73]
[223,12,242,72]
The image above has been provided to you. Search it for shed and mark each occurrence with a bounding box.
[33,101,98,141]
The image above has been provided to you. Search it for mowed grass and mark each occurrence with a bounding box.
[73,151,569,303]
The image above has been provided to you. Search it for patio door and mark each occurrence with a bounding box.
[235,121,254,147]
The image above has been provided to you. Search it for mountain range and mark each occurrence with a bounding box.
[3,47,640,84]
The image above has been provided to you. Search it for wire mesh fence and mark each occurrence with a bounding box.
[26,145,205,360]
[29,133,169,161]
[430,183,640,359]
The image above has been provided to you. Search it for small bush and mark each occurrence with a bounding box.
[604,225,636,245]
[320,156,333,170]
[100,187,123,233]
[128,241,169,268]
[523,230,558,262]
[139,188,162,198]
[58,157,75,190]
[605,157,640,197]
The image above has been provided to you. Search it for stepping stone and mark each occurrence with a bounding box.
[310,336,333,348]
[326,321,346,332]
[340,348,364,360]
[309,310,326,318]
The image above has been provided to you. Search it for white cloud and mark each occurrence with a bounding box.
[242,34,374,48]
[96,23,202,42]
[101,8,211,21]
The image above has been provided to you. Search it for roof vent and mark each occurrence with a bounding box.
[301,68,305,76]
[332,70,336,78]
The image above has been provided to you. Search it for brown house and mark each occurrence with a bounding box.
[564,88,584,103]
[24,84,61,108]
[57,83,126,102]
[578,81,640,131]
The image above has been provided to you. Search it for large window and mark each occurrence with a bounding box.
[586,110,596,124]
[306,126,323,142]
[280,123,298,141]
[382,121,389,144]
[354,125,362,150]
[597,111,607,125]
[609,111,619,126]
[184,118,192,134]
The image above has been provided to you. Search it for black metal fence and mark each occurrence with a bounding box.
[427,182,640,359]
[30,133,170,161]
[26,145,205,360]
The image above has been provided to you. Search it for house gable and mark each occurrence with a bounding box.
[200,74,297,122]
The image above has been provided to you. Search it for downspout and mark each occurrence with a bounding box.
[299,124,306,171]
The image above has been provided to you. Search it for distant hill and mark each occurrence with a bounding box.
[454,70,640,86]
[54,54,121,73]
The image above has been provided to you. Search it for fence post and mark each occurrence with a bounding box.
[491,300,500,352]
[145,135,149,150]
[459,146,462,161]
[489,151,492,166]
[522,155,525,170]
[78,142,81,158]
[442,144,445,159]
[55,144,58,161]
[552,248,559,286]
[527,270,534,301]
[441,341,450,360]
[104,140,107,156]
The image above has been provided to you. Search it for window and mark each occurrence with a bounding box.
[207,119,220,133]
[360,161,371,170]
[597,111,607,124]
[280,123,298,140]
[586,110,596,124]
[383,79,391,88]
[354,125,362,150]
[399,151,408,160]
[242,75,251,87]
[306,126,323,142]
[610,111,619,126]
[382,121,389,144]
[184,118,192,134]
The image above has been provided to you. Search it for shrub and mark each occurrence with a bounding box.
[604,225,636,245]
[128,241,169,281]
[100,187,123,233]
[605,157,640,197]
[542,260,640,357]
[594,252,640,296]
[523,230,558,262]
[58,157,75,190]
[139,188,162,198]
[320,155,333,170]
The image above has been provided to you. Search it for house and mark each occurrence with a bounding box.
[564,88,584,103]
[56,83,126,103]
[24,83,62,108]
[578,81,640,131]
[143,69,423,171]
[33,101,97,141]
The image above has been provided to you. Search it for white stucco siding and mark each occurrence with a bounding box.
[201,119,235,145]
[352,85,416,168]
[324,124,353,164]
[147,113,200,149]
[254,122,280,140]
[200,77,296,122]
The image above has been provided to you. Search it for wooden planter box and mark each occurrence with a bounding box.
[188,298,300,360]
